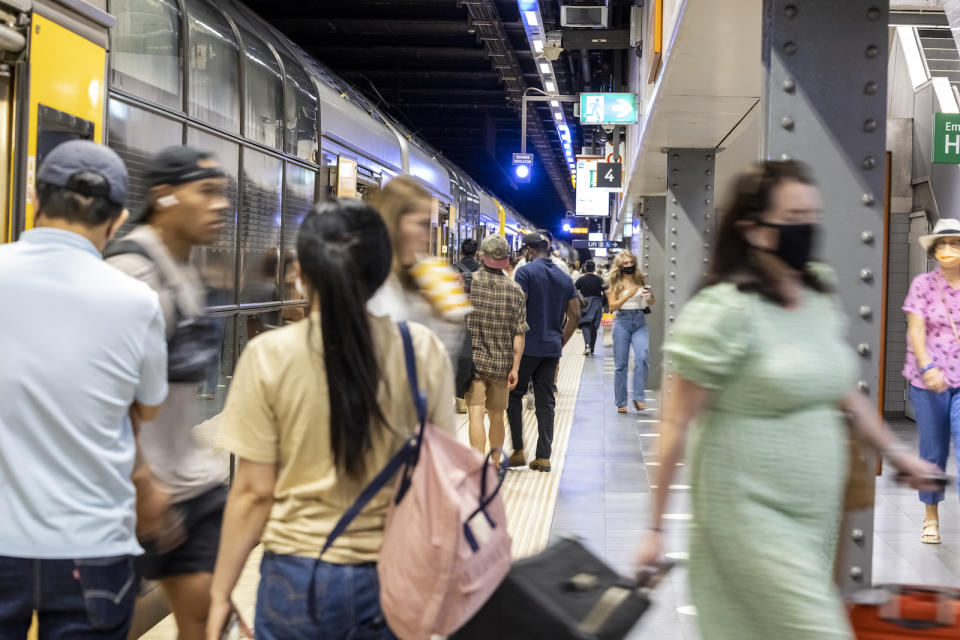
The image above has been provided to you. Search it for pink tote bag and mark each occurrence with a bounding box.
[320,322,511,639]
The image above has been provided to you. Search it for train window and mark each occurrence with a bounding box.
[238,149,282,305]
[186,0,240,133]
[107,99,183,238]
[237,26,283,150]
[238,309,281,352]
[193,312,234,424]
[281,163,314,302]
[187,127,239,307]
[109,0,183,110]
[279,52,318,163]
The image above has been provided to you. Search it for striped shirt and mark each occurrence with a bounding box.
[468,267,529,382]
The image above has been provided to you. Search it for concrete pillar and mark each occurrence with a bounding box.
[641,196,666,388]
[762,0,888,593]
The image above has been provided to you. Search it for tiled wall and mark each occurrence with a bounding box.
[884,214,910,415]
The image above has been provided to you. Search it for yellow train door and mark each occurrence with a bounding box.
[4,0,112,243]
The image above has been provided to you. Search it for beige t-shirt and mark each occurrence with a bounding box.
[218,313,455,564]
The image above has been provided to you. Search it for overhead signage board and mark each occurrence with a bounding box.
[596,162,622,189]
[934,113,960,163]
[575,157,610,216]
[512,152,534,165]
[579,92,638,125]
[572,240,622,249]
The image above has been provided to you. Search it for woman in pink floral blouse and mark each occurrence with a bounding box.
[903,218,960,544]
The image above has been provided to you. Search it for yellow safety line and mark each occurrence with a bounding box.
[454,335,585,558]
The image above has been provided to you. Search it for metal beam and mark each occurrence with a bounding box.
[762,0,888,594]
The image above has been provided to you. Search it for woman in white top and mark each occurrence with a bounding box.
[608,251,655,413]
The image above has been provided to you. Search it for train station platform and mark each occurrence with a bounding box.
[140,331,960,640]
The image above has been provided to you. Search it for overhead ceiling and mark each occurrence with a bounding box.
[245,0,599,229]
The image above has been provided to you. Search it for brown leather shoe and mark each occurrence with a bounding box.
[529,458,551,472]
[509,450,526,467]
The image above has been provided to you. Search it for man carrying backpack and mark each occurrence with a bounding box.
[453,238,481,292]
[106,146,230,640]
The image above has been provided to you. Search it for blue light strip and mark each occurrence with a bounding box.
[517,0,576,176]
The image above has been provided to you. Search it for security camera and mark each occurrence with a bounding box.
[543,30,563,61]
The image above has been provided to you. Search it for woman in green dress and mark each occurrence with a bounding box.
[634,161,940,640]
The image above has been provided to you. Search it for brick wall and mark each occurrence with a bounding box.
[884,214,910,415]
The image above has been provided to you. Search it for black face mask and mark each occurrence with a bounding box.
[621,265,637,275]
[754,222,818,271]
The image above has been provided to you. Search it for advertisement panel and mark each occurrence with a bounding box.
[575,157,609,217]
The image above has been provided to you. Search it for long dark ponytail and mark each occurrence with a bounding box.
[297,199,393,478]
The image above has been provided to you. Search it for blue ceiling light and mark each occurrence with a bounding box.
[562,222,571,232]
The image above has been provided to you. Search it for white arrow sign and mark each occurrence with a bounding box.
[612,98,633,119]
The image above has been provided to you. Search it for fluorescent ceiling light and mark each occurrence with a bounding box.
[550,100,560,107]
[554,111,563,120]
[532,39,543,52]
[540,62,552,74]
[545,80,556,92]
[524,11,538,27]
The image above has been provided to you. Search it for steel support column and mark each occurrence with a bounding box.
[762,0,888,593]
[664,149,716,323]
[640,196,667,389]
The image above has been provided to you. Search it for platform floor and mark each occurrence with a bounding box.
[549,335,960,640]
[140,331,960,639]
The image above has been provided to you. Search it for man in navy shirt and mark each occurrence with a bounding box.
[508,233,580,472]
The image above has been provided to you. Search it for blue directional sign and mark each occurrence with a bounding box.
[579,92,638,125]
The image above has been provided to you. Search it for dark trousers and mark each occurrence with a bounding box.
[0,554,136,639]
[580,319,600,353]
[508,355,560,459]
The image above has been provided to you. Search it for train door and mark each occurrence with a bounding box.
[5,1,112,242]
[905,211,931,420]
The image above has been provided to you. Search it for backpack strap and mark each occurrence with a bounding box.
[318,321,426,559]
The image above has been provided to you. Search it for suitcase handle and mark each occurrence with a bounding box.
[879,585,958,630]
[632,559,676,591]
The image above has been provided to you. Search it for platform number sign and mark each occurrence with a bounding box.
[934,113,960,164]
[597,162,622,189]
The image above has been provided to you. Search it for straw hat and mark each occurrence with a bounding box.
[919,218,960,250]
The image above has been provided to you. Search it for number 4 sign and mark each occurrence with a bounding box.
[596,162,622,189]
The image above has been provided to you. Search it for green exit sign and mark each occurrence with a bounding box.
[579,93,638,125]
[934,113,960,163]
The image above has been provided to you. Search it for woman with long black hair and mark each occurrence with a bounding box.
[205,199,454,640]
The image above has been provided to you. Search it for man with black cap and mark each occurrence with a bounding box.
[0,140,171,637]
[106,145,230,640]
[508,232,580,472]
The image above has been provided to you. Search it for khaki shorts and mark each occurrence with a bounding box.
[465,378,509,412]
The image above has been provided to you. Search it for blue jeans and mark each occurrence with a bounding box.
[255,552,396,640]
[0,555,135,639]
[909,385,960,505]
[613,309,649,408]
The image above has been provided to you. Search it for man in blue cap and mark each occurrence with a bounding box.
[0,140,172,638]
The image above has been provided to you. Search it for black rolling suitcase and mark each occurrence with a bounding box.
[452,537,672,640]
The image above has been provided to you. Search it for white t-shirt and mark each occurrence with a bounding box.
[620,287,651,310]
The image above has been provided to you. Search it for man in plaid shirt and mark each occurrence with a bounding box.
[466,235,528,467]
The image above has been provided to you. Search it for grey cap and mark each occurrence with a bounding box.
[37,140,127,206]
[480,234,510,269]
